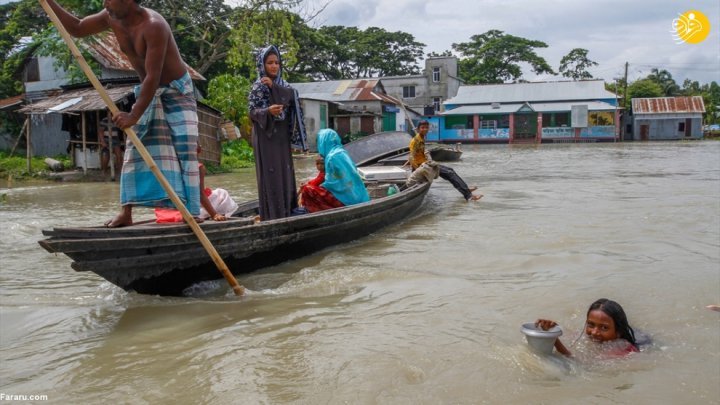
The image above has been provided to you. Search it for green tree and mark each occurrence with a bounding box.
[352,27,424,78]
[0,0,50,98]
[228,6,300,81]
[427,50,453,58]
[142,0,237,79]
[451,30,555,84]
[283,19,340,81]
[203,73,252,133]
[288,24,425,80]
[645,68,680,96]
[627,78,663,107]
[558,48,598,80]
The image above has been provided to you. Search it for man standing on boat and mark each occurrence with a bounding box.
[409,120,482,201]
[45,0,201,227]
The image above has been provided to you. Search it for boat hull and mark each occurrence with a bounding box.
[429,147,462,162]
[39,183,430,295]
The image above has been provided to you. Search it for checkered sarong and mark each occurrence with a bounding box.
[120,72,200,215]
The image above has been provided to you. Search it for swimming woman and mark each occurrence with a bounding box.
[536,298,639,357]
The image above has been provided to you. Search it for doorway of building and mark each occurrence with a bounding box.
[640,124,649,141]
[382,112,396,132]
[514,113,537,141]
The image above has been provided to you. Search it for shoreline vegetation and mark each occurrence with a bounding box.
[2,135,718,187]
[0,139,257,184]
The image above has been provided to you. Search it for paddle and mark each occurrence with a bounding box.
[398,102,416,133]
[38,0,244,296]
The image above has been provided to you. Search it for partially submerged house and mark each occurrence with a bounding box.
[19,85,224,174]
[291,79,419,146]
[630,96,705,140]
[427,80,620,143]
[14,32,223,171]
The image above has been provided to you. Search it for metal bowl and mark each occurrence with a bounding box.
[521,323,563,355]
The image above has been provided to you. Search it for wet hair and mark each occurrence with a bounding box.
[587,298,637,347]
[418,120,430,128]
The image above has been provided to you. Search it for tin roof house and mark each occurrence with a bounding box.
[15,33,222,174]
[424,80,620,143]
[291,79,418,147]
[630,96,705,141]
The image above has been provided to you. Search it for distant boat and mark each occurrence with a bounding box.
[38,131,429,296]
[429,143,463,162]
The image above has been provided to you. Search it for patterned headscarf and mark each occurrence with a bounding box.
[255,45,287,88]
[248,45,307,151]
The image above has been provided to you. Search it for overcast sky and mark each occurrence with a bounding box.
[6,0,717,84]
[298,0,719,84]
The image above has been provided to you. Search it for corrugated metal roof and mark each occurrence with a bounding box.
[631,96,705,114]
[291,79,398,104]
[442,100,618,115]
[18,85,135,114]
[82,32,205,81]
[0,94,24,110]
[445,80,616,105]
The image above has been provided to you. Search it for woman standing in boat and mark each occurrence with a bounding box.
[248,45,307,220]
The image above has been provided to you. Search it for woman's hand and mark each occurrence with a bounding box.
[212,213,226,221]
[535,319,558,331]
[260,76,273,88]
[268,104,284,117]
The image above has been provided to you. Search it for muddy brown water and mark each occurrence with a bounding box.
[1,142,718,404]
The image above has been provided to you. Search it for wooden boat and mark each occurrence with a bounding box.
[352,133,463,165]
[429,144,463,162]
[38,133,428,296]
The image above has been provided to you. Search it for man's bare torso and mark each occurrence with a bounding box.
[109,7,186,85]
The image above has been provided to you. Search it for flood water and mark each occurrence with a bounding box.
[1,141,719,404]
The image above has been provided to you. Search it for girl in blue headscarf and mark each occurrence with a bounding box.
[248,45,307,220]
[299,129,369,212]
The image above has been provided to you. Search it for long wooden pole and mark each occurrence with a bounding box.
[26,115,31,173]
[38,0,244,296]
[9,118,28,157]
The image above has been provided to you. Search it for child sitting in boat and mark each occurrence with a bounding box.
[536,298,640,357]
[297,156,336,212]
[155,145,238,222]
[297,130,369,213]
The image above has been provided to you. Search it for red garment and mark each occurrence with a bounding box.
[307,171,325,187]
[154,188,211,223]
[604,342,640,357]
[299,176,344,213]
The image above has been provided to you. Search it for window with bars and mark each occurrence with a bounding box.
[432,67,440,82]
[402,86,416,98]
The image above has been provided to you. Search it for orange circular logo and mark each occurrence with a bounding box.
[672,10,711,44]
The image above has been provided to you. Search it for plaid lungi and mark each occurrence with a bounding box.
[120,72,201,215]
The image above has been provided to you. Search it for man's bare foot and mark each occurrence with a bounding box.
[469,186,478,193]
[104,206,132,228]
[468,194,483,202]
[104,213,132,228]
[707,305,720,312]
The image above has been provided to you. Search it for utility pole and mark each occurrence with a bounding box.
[623,62,629,109]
